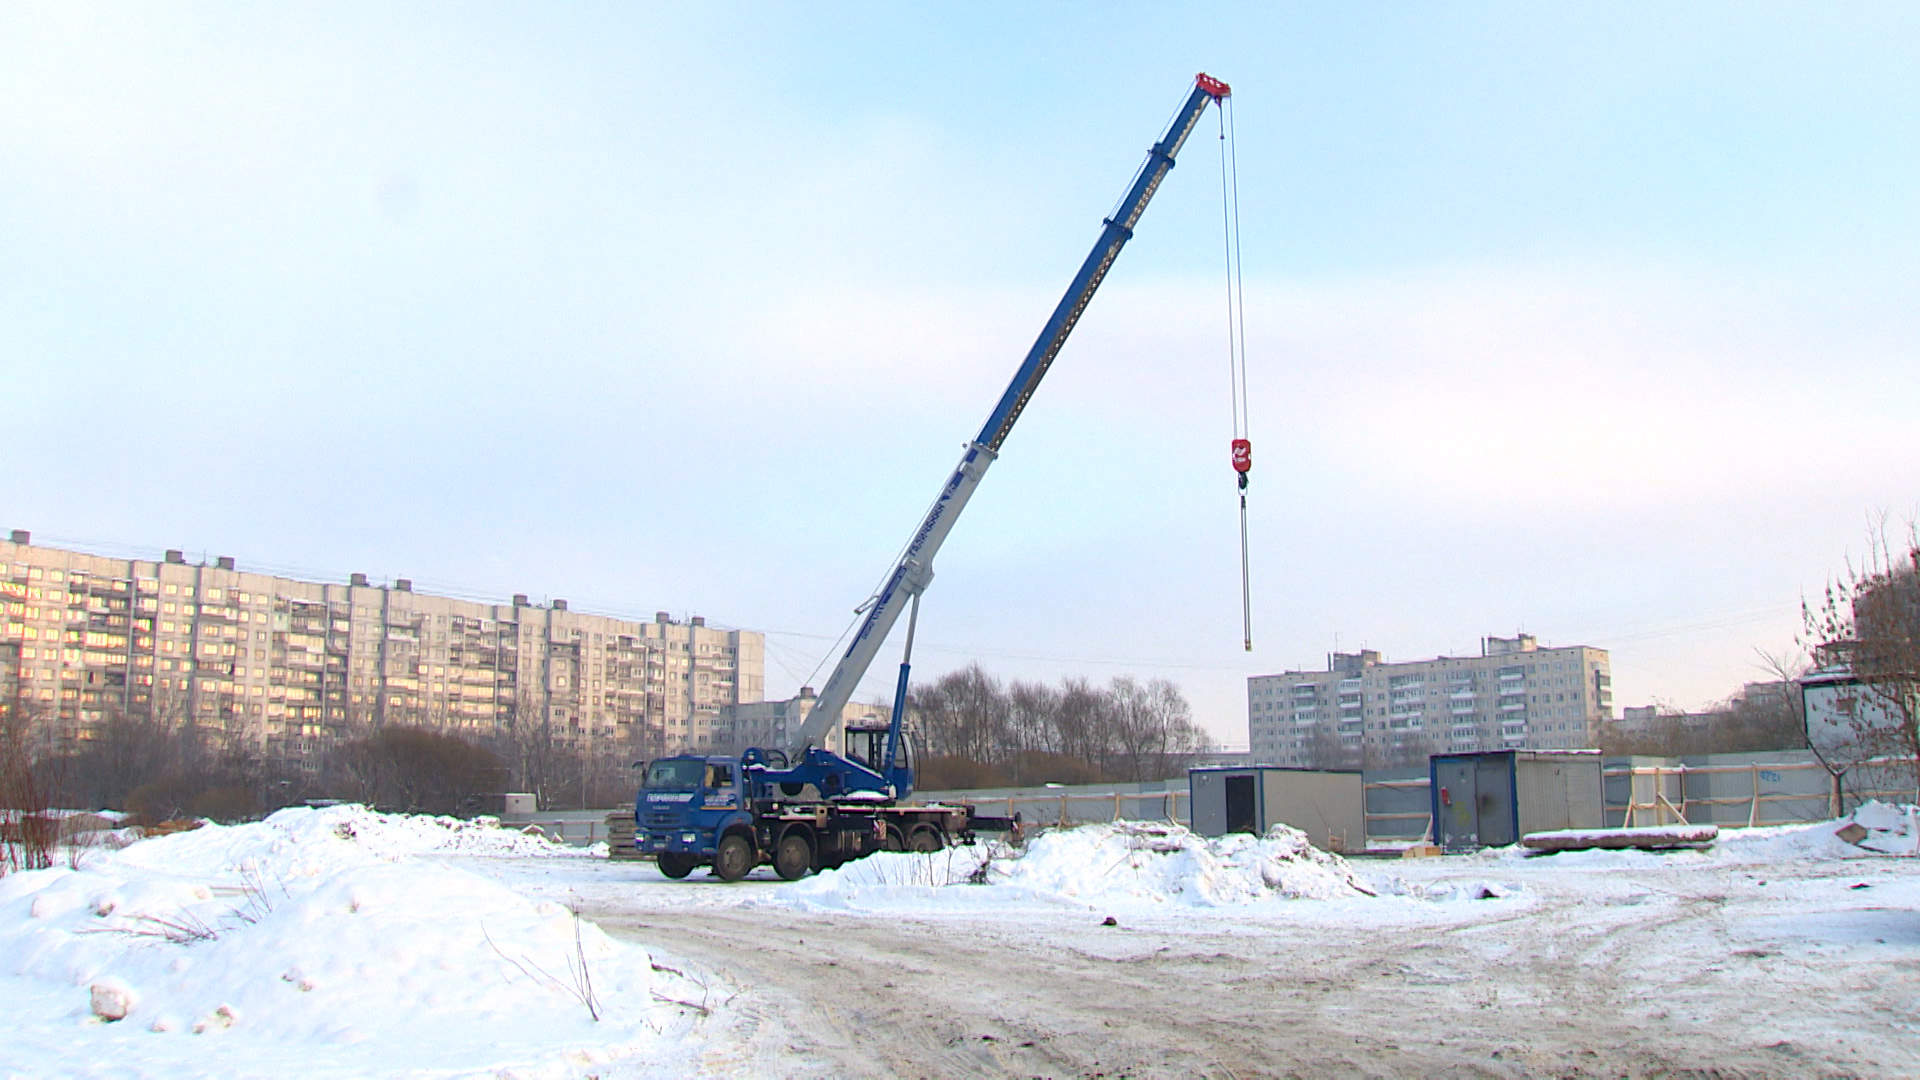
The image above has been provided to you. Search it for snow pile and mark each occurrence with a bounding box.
[0,807,709,1078]
[993,821,1372,904]
[1845,801,1920,854]
[777,821,1373,912]
[109,804,584,880]
[1719,801,1920,862]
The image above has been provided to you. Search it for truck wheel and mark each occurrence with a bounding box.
[656,853,697,879]
[774,833,813,881]
[712,834,755,882]
[881,825,907,852]
[908,826,944,852]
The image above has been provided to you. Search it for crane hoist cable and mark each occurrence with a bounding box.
[1217,93,1254,652]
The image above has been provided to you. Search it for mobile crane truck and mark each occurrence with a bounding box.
[635,73,1233,881]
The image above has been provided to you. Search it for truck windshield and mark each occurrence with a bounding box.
[644,760,706,790]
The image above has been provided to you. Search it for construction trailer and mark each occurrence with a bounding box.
[1429,749,1604,851]
[1189,767,1366,851]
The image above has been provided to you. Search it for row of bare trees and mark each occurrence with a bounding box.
[0,698,649,846]
[1597,683,1808,758]
[907,665,1212,787]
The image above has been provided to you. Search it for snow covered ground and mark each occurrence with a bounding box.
[504,810,1920,1077]
[7,806,1920,1077]
[0,807,714,1079]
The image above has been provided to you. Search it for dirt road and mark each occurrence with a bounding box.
[580,857,1920,1079]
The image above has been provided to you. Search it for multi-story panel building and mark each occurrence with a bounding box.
[1247,634,1613,768]
[0,532,764,763]
[715,688,891,756]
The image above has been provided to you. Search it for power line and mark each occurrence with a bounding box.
[758,627,1251,674]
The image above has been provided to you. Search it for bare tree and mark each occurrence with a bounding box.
[1,701,59,873]
[1305,722,1362,771]
[330,727,505,816]
[1367,731,1445,770]
[500,689,562,809]
[1802,522,1920,802]
[1004,679,1062,780]
[910,664,1006,765]
[1053,676,1114,767]
[1102,676,1208,781]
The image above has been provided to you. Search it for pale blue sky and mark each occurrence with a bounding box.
[5,4,1917,745]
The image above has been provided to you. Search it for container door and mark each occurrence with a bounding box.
[1225,774,1258,835]
[1475,755,1517,847]
[1190,771,1226,837]
[1433,758,1478,849]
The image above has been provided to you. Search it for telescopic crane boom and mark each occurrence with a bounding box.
[788,73,1232,757]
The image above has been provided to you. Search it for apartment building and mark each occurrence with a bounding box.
[715,687,892,756]
[1248,634,1613,768]
[0,532,764,764]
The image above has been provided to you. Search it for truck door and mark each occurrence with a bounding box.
[702,761,739,811]
[1225,774,1258,834]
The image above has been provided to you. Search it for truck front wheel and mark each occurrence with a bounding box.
[774,832,814,881]
[712,834,755,882]
[656,853,698,879]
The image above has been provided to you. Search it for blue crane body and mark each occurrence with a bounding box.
[635,73,1231,882]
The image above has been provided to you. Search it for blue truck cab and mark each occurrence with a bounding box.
[635,755,752,880]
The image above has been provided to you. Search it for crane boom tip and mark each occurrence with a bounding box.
[1195,73,1231,100]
